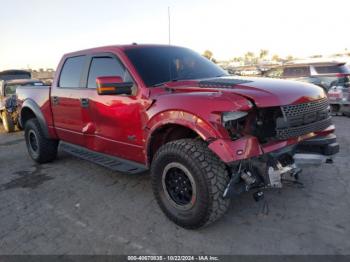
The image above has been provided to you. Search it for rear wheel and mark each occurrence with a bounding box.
[151,139,231,229]
[1,111,15,133]
[24,118,58,163]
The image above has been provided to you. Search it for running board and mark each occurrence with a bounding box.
[60,142,148,174]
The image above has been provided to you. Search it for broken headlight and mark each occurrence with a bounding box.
[222,111,248,126]
[222,111,248,140]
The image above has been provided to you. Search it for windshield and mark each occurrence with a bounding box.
[124,46,227,86]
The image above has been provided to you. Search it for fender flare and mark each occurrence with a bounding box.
[145,110,220,164]
[20,99,49,138]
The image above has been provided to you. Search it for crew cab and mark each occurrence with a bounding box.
[16,45,339,228]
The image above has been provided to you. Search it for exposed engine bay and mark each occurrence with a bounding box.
[224,97,332,144]
[221,98,335,201]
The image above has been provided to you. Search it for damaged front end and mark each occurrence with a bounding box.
[210,97,339,200]
[223,145,302,200]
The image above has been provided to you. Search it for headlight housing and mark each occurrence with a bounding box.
[221,111,248,126]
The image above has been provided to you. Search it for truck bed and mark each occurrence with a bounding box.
[16,85,55,133]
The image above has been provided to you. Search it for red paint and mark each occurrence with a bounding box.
[17,45,336,166]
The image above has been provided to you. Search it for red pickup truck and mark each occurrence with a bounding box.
[16,44,339,229]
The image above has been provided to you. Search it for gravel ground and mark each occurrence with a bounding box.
[0,117,349,255]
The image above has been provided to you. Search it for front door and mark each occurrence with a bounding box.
[84,54,146,163]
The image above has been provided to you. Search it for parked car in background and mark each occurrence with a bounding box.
[0,70,31,81]
[264,61,350,115]
[16,44,338,228]
[231,66,264,77]
[265,61,350,92]
[326,62,350,115]
[0,79,44,132]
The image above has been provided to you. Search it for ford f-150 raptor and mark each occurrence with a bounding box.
[16,44,339,229]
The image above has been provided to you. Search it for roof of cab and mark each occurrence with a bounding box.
[63,44,179,57]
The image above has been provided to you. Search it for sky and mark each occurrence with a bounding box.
[0,0,349,70]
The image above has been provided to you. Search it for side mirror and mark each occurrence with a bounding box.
[96,76,133,95]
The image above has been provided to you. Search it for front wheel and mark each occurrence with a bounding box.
[1,111,15,133]
[151,139,231,229]
[24,118,58,163]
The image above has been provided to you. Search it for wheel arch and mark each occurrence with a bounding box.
[20,99,49,138]
[146,111,219,167]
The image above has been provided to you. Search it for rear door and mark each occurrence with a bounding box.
[51,55,88,146]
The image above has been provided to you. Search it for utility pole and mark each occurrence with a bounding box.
[168,6,171,45]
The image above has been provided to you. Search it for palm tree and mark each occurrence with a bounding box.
[286,55,294,61]
[244,52,255,65]
[203,50,213,60]
[272,54,280,62]
[259,49,269,60]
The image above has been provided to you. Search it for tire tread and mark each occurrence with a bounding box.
[151,139,230,229]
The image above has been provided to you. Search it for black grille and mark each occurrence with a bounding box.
[276,117,332,140]
[275,98,332,139]
[281,97,329,118]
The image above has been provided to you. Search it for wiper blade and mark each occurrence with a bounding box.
[151,78,180,87]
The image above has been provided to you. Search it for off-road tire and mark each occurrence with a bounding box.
[151,139,231,229]
[1,111,15,133]
[24,118,58,163]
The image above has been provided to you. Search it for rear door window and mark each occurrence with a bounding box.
[283,67,310,77]
[87,57,132,88]
[59,56,86,88]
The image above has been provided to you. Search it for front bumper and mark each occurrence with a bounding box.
[296,133,339,156]
[209,125,337,164]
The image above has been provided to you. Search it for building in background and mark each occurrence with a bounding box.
[28,68,55,84]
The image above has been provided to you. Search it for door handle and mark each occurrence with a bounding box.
[52,96,59,105]
[80,98,89,108]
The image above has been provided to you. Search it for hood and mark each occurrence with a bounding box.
[162,76,326,108]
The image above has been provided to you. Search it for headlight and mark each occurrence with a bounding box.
[222,111,248,125]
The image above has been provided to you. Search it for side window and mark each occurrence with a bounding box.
[87,57,133,88]
[315,66,342,74]
[283,67,310,78]
[59,56,86,88]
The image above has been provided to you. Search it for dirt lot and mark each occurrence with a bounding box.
[0,117,349,255]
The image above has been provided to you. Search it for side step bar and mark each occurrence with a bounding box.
[60,142,148,174]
